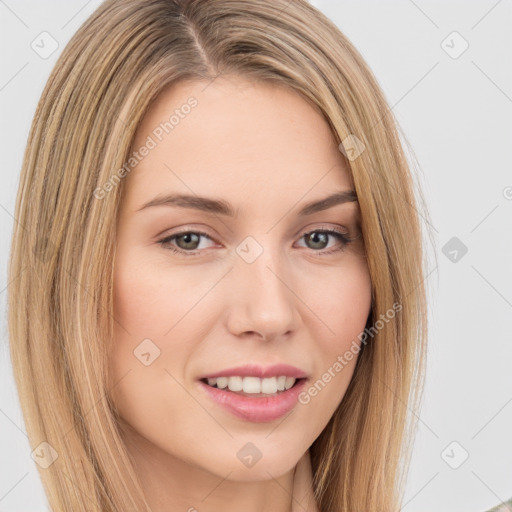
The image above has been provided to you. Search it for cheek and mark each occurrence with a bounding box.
[113,256,171,332]
[310,256,372,342]
[298,258,372,417]
[109,254,191,420]
[329,259,372,365]
[113,249,199,339]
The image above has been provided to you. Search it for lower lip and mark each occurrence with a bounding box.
[198,378,307,423]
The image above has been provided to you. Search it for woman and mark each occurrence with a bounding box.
[8,0,432,510]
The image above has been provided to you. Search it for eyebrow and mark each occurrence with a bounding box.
[136,189,358,217]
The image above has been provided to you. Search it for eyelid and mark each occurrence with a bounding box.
[296,223,349,237]
[156,225,219,243]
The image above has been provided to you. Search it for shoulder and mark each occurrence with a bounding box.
[484,497,512,512]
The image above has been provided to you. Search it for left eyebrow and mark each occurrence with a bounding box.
[297,189,358,216]
[136,189,358,217]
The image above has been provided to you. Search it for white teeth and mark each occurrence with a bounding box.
[216,377,228,389]
[242,376,261,393]
[284,377,296,390]
[227,376,243,392]
[261,377,278,394]
[205,375,298,394]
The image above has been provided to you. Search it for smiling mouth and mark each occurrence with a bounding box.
[199,376,306,397]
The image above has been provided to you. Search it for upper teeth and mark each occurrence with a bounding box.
[206,376,297,394]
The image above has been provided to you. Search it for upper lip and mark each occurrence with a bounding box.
[199,364,308,380]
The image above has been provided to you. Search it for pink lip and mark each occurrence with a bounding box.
[199,363,308,380]
[198,378,307,422]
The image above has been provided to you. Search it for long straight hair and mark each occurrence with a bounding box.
[8,1,432,510]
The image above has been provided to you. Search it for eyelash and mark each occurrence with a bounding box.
[157,227,357,257]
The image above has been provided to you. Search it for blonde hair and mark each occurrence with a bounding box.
[8,0,432,510]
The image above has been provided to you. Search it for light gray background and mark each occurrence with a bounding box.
[1,1,511,511]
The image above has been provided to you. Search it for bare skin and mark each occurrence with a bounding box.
[110,75,372,512]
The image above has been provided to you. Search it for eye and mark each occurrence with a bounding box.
[295,227,355,255]
[157,226,358,257]
[158,230,216,254]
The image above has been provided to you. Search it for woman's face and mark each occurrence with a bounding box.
[110,75,372,483]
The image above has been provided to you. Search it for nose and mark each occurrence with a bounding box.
[225,242,298,342]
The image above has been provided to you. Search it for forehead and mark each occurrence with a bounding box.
[124,75,354,210]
